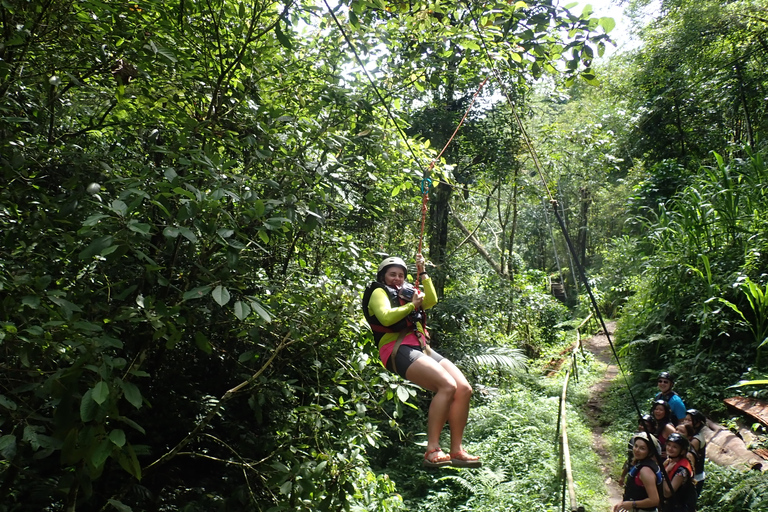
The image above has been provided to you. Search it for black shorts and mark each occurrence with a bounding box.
[385,344,445,379]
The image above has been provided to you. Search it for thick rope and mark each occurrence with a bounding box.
[416,77,489,288]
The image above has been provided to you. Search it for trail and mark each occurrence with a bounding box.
[581,320,623,510]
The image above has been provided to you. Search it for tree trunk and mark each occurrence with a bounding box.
[576,186,591,268]
[673,94,686,158]
[508,167,519,273]
[428,181,452,297]
[733,53,755,151]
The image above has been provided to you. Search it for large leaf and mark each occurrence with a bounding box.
[79,236,114,260]
[92,381,110,405]
[233,300,251,320]
[0,435,16,460]
[275,19,293,49]
[212,285,231,306]
[119,380,143,410]
[183,285,212,301]
[80,389,97,422]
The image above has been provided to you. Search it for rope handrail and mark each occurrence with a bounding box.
[556,333,585,512]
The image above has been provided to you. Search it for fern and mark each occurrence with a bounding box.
[460,347,528,374]
[438,467,510,506]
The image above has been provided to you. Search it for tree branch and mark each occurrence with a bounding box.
[143,329,297,473]
[449,204,506,278]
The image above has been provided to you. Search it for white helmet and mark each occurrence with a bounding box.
[377,257,407,281]
[631,431,662,457]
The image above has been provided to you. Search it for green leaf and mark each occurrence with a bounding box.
[599,17,615,33]
[0,435,17,460]
[110,200,128,217]
[91,438,113,469]
[461,40,481,51]
[258,229,269,243]
[0,394,18,411]
[92,381,110,405]
[117,443,142,480]
[107,499,134,512]
[183,285,212,300]
[23,425,41,450]
[109,429,126,447]
[194,331,212,354]
[249,299,272,322]
[79,236,115,260]
[178,226,197,243]
[80,389,97,422]
[120,381,143,409]
[234,300,250,320]
[21,296,41,309]
[155,43,178,63]
[116,415,146,434]
[212,285,231,306]
[275,20,293,49]
[163,226,180,238]
[396,385,409,403]
[279,481,292,495]
[127,220,151,235]
[83,214,111,227]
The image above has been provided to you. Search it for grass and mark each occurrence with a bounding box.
[380,338,615,511]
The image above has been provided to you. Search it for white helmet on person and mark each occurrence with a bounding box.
[631,431,662,456]
[377,257,407,282]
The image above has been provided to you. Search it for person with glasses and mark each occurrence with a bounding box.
[655,372,686,425]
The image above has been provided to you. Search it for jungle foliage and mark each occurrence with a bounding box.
[2,0,768,508]
[0,0,613,510]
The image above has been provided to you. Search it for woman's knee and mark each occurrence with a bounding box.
[437,375,458,396]
[456,380,473,400]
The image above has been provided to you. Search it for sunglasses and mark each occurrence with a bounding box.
[657,379,670,384]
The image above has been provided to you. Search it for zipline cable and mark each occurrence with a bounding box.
[462,7,682,499]
[322,0,425,175]
[323,0,489,287]
[464,3,646,420]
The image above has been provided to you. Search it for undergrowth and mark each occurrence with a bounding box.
[382,333,611,511]
[597,363,768,512]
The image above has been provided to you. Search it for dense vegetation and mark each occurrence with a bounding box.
[1,0,768,510]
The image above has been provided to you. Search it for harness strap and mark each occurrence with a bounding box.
[390,327,434,375]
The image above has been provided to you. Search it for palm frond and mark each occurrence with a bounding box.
[461,347,528,373]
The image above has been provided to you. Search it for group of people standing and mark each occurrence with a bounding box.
[615,372,707,512]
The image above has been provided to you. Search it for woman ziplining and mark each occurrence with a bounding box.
[362,254,481,468]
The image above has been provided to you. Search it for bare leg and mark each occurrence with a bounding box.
[439,359,474,454]
[405,356,457,452]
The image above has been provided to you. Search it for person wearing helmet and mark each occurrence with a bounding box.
[682,409,707,494]
[619,415,657,488]
[662,433,697,511]
[362,254,480,468]
[655,372,686,425]
[651,400,676,455]
[615,432,662,512]
[675,423,698,472]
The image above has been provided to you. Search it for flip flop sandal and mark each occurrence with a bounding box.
[422,447,452,468]
[450,450,482,468]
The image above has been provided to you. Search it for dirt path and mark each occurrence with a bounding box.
[581,320,623,510]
